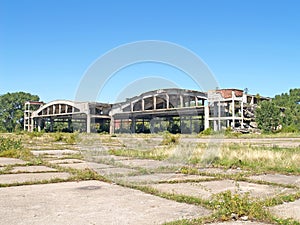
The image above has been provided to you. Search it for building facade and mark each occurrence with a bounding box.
[24,88,268,134]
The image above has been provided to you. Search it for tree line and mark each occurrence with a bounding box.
[0,89,299,133]
[256,88,300,133]
[0,92,39,132]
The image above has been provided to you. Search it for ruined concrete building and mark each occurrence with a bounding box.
[24,88,269,134]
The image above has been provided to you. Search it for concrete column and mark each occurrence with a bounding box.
[201,115,205,131]
[166,94,169,109]
[180,95,183,108]
[241,100,244,128]
[130,102,133,112]
[68,119,72,131]
[150,117,154,133]
[153,96,156,110]
[50,118,54,132]
[31,118,34,132]
[37,118,41,132]
[179,116,182,132]
[86,114,91,133]
[59,104,62,114]
[110,117,115,134]
[130,118,136,133]
[195,96,198,106]
[213,102,218,131]
[232,101,235,128]
[142,99,145,111]
[218,101,221,130]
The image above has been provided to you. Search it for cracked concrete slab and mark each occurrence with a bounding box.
[0,180,211,225]
[31,149,79,156]
[94,167,137,176]
[91,154,131,161]
[0,157,27,166]
[117,173,214,184]
[116,158,181,170]
[149,180,295,200]
[248,174,300,187]
[198,167,246,175]
[0,172,70,184]
[58,162,113,170]
[11,166,57,173]
[270,199,300,222]
[47,159,85,164]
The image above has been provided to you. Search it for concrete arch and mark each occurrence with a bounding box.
[110,88,208,134]
[111,88,207,114]
[32,100,84,117]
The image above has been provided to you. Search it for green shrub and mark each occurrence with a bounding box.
[200,128,213,136]
[210,191,269,220]
[27,131,45,138]
[281,125,299,133]
[53,133,64,142]
[0,137,22,152]
[52,132,80,144]
[65,132,80,144]
[161,132,179,145]
[0,137,32,159]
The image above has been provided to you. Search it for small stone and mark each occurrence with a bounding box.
[231,213,238,220]
[241,216,248,221]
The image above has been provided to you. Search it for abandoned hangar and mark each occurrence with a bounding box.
[24,88,268,134]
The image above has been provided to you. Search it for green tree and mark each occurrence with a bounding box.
[255,101,281,133]
[0,92,40,132]
[273,88,300,131]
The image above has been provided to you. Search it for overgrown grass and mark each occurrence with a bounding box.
[52,132,80,144]
[108,147,172,161]
[0,136,22,151]
[214,144,300,174]
[209,191,270,221]
[164,191,300,225]
[0,136,34,160]
[108,142,300,174]
[69,168,109,182]
[161,132,180,145]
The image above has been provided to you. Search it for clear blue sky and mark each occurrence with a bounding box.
[1,0,299,103]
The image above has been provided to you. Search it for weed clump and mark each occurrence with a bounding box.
[0,137,22,151]
[199,128,214,136]
[210,191,269,221]
[0,136,32,159]
[52,132,80,144]
[161,132,179,145]
[27,131,45,138]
